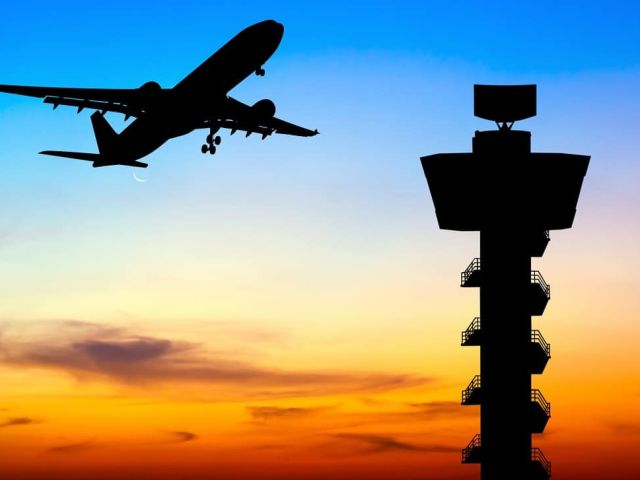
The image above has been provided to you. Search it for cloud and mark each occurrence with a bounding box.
[608,422,640,434]
[408,401,475,417]
[168,431,198,443]
[0,417,37,428]
[246,405,333,422]
[330,433,458,454]
[48,440,95,454]
[0,321,426,398]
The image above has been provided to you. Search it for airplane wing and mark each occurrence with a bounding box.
[0,84,169,118]
[206,117,318,138]
[201,96,318,139]
[260,116,319,137]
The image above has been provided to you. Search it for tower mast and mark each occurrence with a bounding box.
[422,85,589,480]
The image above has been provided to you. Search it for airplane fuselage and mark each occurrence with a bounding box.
[102,20,284,163]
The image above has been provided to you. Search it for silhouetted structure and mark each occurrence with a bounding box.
[421,85,589,480]
[0,20,317,168]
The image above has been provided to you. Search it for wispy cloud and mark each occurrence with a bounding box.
[329,433,457,455]
[0,417,38,428]
[246,405,333,422]
[408,400,474,417]
[608,422,640,434]
[0,321,426,399]
[167,431,198,443]
[48,440,95,454]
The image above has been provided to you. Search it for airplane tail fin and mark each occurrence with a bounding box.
[40,112,148,168]
[90,111,118,155]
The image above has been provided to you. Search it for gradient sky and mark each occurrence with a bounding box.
[1,1,639,479]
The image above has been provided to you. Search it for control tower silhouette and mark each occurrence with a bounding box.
[421,85,589,480]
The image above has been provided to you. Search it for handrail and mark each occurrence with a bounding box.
[531,330,551,357]
[461,258,481,285]
[531,389,551,416]
[543,230,550,240]
[466,375,481,391]
[467,434,481,449]
[462,375,481,403]
[462,434,481,462]
[531,448,551,475]
[462,317,482,344]
[531,270,551,297]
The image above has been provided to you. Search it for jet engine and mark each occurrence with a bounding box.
[138,81,162,106]
[139,81,162,92]
[251,99,276,119]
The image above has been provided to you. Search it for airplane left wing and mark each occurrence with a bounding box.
[0,84,169,118]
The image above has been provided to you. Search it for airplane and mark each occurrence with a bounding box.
[0,20,318,168]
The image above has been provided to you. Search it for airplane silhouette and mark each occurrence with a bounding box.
[0,20,318,168]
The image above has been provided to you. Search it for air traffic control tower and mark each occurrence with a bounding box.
[421,85,589,480]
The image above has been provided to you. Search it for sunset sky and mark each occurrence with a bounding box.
[1,1,639,479]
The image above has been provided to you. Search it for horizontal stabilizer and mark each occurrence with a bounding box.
[93,160,148,168]
[40,150,101,161]
[40,150,148,168]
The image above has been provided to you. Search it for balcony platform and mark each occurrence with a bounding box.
[531,390,551,433]
[461,375,482,405]
[530,330,551,374]
[462,434,482,464]
[531,448,551,479]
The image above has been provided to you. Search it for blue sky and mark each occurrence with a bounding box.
[1,1,639,77]
[0,1,639,315]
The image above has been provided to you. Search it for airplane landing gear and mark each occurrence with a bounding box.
[206,133,222,145]
[201,144,216,155]
[202,131,221,155]
[255,66,265,76]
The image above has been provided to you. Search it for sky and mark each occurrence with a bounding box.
[1,1,639,479]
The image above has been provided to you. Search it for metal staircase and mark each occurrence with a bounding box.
[530,330,551,374]
[462,375,482,405]
[461,317,482,346]
[530,389,551,433]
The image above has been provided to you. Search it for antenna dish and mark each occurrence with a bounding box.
[474,85,537,124]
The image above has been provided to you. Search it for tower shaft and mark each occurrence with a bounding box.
[480,227,532,479]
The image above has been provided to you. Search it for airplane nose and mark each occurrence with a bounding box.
[263,19,284,38]
[244,20,284,51]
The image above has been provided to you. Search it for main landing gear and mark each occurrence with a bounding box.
[201,130,222,155]
[255,66,265,76]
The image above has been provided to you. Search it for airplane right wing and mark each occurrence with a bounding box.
[259,116,319,137]
[0,83,170,119]
[205,117,318,139]
[200,96,318,139]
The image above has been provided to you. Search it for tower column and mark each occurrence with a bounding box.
[480,227,532,479]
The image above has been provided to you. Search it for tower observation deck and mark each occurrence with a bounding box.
[421,85,589,480]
